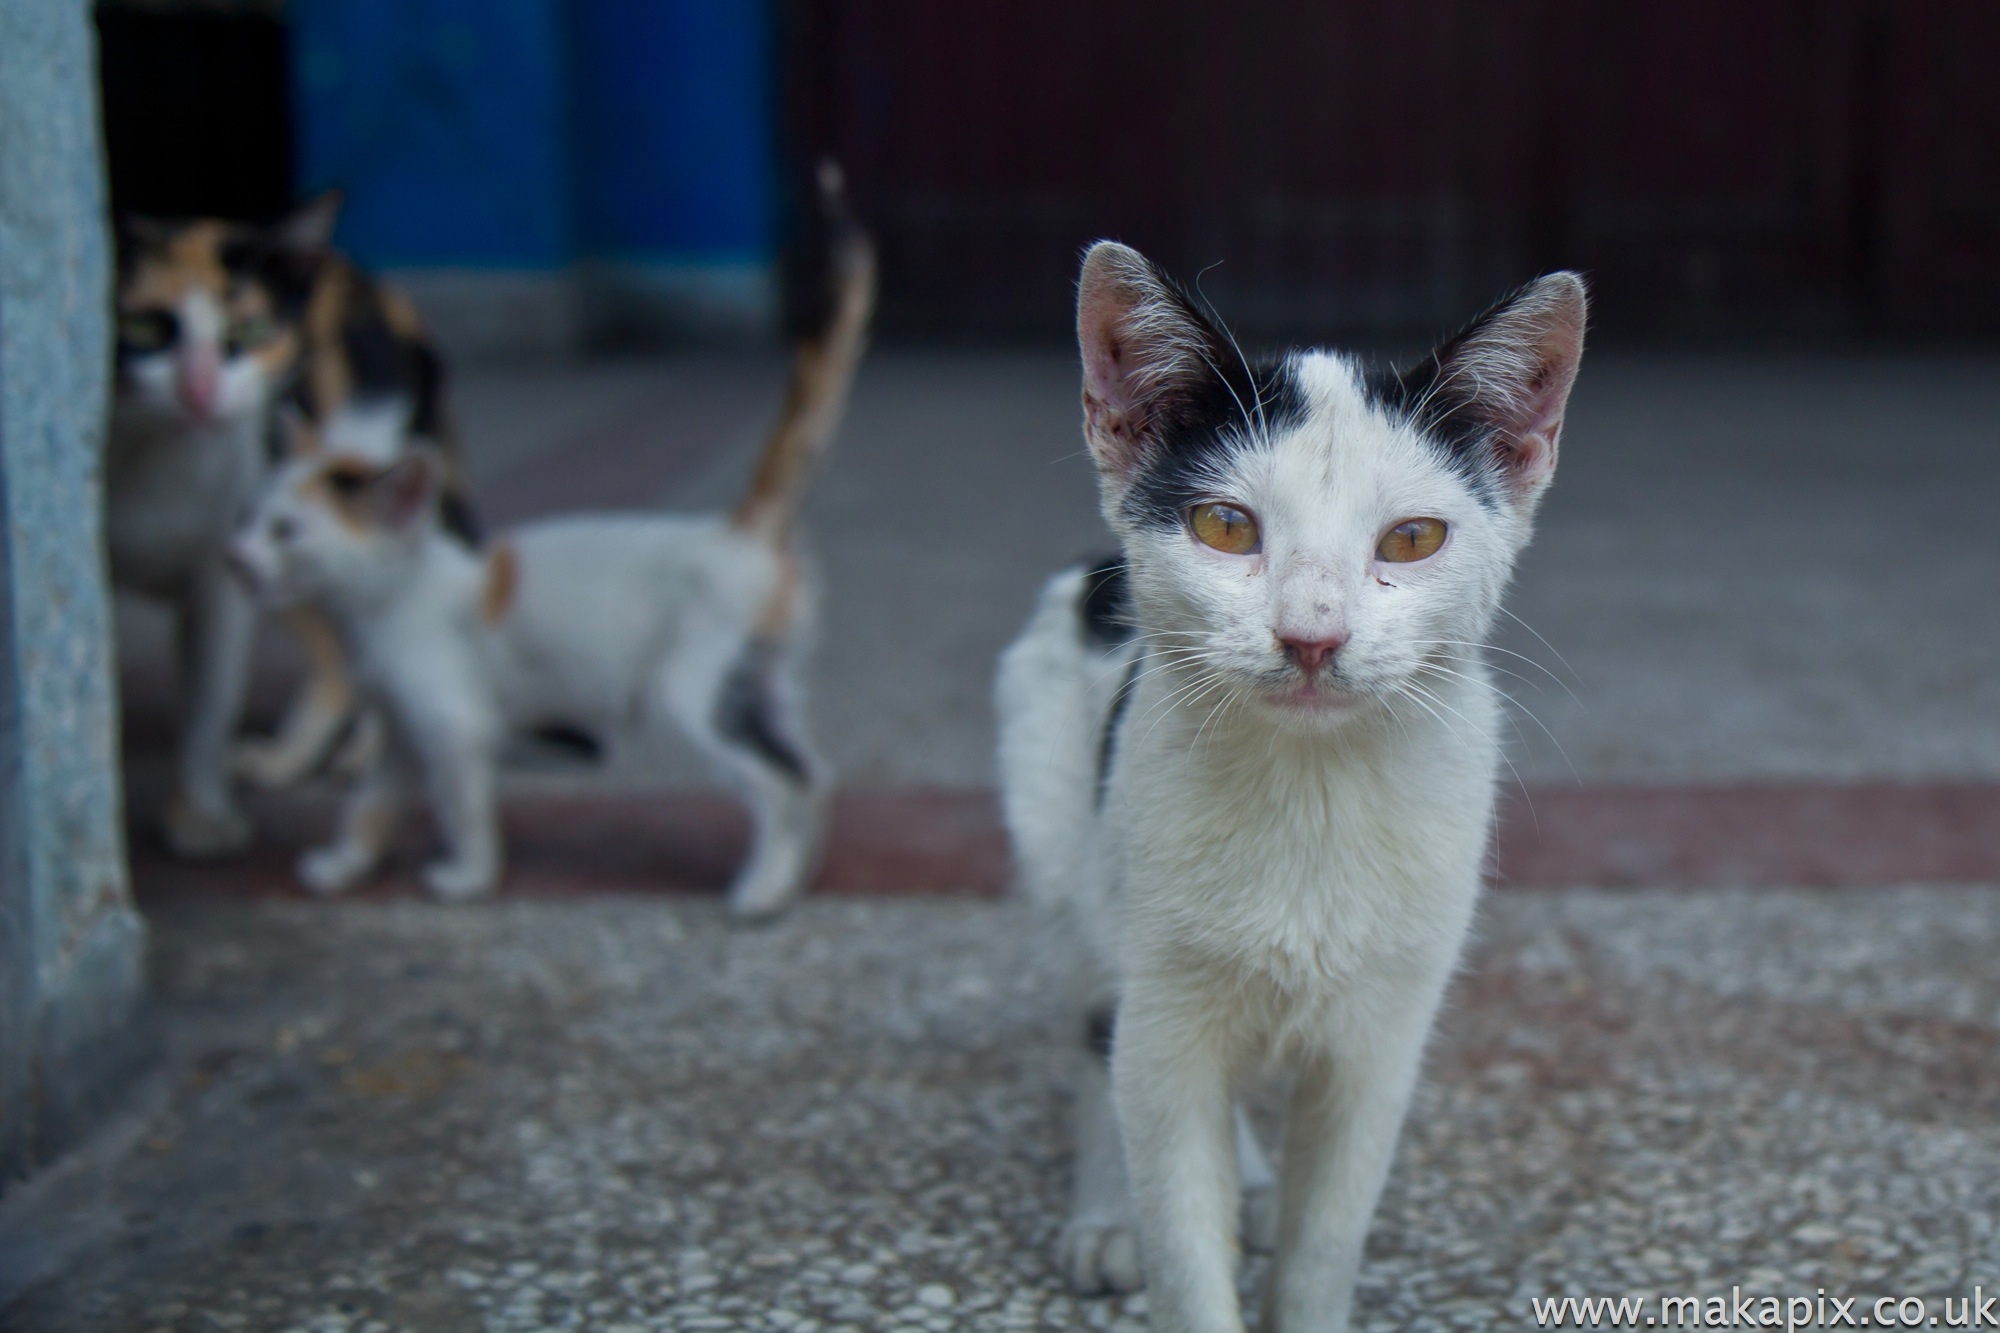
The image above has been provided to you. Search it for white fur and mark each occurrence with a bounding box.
[230,445,827,916]
[106,286,284,856]
[998,245,1583,1332]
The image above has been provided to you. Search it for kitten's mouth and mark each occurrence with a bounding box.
[1264,677,1359,713]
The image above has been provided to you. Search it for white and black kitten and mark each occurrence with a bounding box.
[227,167,875,913]
[998,243,1585,1332]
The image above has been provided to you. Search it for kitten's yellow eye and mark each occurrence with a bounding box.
[1377,517,1447,563]
[1189,502,1260,555]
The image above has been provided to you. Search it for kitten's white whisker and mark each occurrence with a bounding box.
[1495,607,1582,685]
[1185,684,1244,770]
[1189,264,1273,451]
[1429,649,1549,697]
[1428,639,1581,705]
[1131,666,1231,754]
[1413,662,1563,781]
[1417,659,1580,784]
[1399,678,1538,830]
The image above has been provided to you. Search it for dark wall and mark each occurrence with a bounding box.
[95,4,294,221]
[786,0,2000,340]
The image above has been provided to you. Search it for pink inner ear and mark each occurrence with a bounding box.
[1494,356,1575,492]
[370,459,435,529]
[1081,308,1141,414]
[1078,295,1151,469]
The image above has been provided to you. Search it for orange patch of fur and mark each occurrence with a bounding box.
[753,549,801,638]
[481,542,519,626]
[298,460,378,536]
[378,284,428,341]
[305,262,354,416]
[122,221,230,309]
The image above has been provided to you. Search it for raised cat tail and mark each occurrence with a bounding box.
[731,160,878,545]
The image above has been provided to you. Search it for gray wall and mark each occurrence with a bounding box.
[0,0,147,1179]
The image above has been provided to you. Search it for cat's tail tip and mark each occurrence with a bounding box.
[732,160,878,545]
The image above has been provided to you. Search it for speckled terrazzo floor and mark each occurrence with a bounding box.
[4,888,1997,1332]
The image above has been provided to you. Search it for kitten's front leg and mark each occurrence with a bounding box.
[408,707,502,902]
[164,562,256,857]
[298,744,406,895]
[1261,969,1450,1333]
[1114,979,1246,1333]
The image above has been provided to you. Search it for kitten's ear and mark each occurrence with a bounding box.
[1076,241,1226,474]
[273,190,345,255]
[363,451,439,530]
[1416,272,1587,506]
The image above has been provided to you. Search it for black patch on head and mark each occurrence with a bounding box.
[715,641,810,784]
[1077,553,1132,645]
[1095,652,1141,808]
[1084,1005,1116,1060]
[1120,343,1308,531]
[226,232,321,320]
[1361,280,1558,508]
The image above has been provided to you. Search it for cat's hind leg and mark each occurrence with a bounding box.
[164,562,256,857]
[235,605,355,788]
[658,635,827,920]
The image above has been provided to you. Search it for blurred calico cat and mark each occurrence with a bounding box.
[997,243,1584,1329]
[227,166,875,915]
[108,194,475,855]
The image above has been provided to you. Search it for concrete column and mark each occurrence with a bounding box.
[0,0,148,1181]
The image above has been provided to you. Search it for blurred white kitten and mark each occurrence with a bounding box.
[228,170,873,914]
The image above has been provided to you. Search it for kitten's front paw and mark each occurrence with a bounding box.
[297,843,372,896]
[1241,1182,1280,1255]
[726,872,801,922]
[1058,1218,1145,1296]
[423,859,496,903]
[163,794,252,859]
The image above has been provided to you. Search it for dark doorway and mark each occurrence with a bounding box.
[95,1,294,221]
[785,0,2000,340]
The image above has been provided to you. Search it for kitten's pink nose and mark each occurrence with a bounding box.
[179,353,220,419]
[1281,634,1346,675]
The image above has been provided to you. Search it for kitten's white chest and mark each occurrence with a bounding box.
[1109,687,1494,997]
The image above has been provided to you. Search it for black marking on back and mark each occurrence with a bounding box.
[1084,1004,1116,1060]
[1077,553,1132,645]
[530,723,604,762]
[438,491,482,545]
[715,640,809,784]
[1096,652,1140,808]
